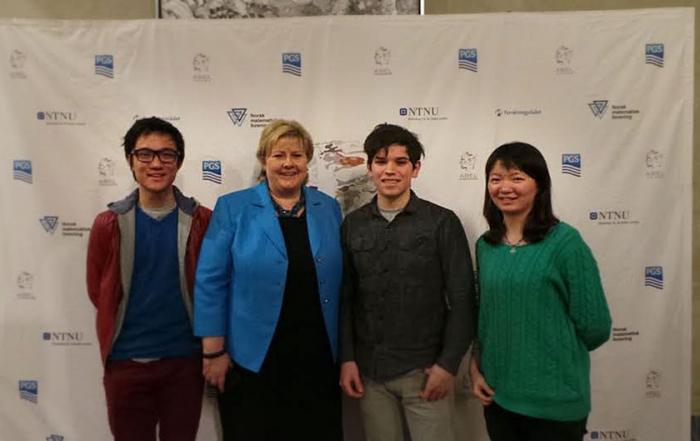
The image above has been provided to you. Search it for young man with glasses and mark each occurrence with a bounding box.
[87,117,212,441]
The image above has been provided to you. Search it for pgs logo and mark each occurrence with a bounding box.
[645,44,664,68]
[562,154,581,177]
[19,380,38,403]
[282,53,301,77]
[458,49,477,72]
[202,161,222,184]
[13,160,32,183]
[645,266,663,290]
[95,54,114,78]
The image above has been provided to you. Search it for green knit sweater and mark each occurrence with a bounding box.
[476,222,611,421]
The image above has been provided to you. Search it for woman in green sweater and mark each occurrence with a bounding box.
[469,142,612,441]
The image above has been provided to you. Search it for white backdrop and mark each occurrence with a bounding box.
[0,8,693,441]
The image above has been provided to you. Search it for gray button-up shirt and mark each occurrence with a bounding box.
[340,192,476,380]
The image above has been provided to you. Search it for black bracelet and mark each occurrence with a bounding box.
[202,349,227,359]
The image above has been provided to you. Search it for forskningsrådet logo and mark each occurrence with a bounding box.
[646,43,664,68]
[495,108,542,117]
[36,111,85,126]
[98,158,117,187]
[399,107,447,121]
[10,49,27,79]
[459,151,478,181]
[132,114,180,122]
[193,53,211,82]
[17,271,35,300]
[42,331,92,346]
[282,52,301,77]
[13,160,32,183]
[555,45,573,75]
[458,48,477,72]
[19,380,38,403]
[202,160,222,184]
[561,154,581,177]
[374,47,392,76]
[644,266,663,289]
[588,100,640,121]
[95,54,114,78]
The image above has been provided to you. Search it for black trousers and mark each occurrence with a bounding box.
[484,402,588,441]
[217,365,343,441]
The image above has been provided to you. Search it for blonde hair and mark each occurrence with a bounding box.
[256,119,314,181]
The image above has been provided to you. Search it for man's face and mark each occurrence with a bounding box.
[128,132,181,197]
[368,144,420,201]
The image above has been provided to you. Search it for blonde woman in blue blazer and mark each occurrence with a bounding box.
[194,120,343,440]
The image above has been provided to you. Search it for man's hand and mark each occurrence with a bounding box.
[340,361,364,398]
[419,364,454,402]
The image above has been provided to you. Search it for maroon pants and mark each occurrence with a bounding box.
[103,357,204,441]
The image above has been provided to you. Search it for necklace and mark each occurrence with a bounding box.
[272,191,305,218]
[503,236,525,253]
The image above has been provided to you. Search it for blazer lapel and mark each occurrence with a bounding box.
[253,182,287,259]
[304,187,322,258]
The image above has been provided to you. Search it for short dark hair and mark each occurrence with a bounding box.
[363,123,424,167]
[123,117,185,163]
[482,142,559,244]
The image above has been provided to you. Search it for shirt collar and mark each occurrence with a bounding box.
[369,190,420,217]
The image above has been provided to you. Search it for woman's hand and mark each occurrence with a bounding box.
[469,357,495,406]
[202,336,230,392]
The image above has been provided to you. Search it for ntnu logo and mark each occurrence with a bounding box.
[95,54,114,78]
[589,211,629,221]
[282,53,301,77]
[645,266,663,289]
[43,331,83,341]
[37,111,77,121]
[13,160,32,183]
[562,154,581,177]
[458,48,478,72]
[400,107,439,117]
[590,430,633,439]
[202,160,222,184]
[645,43,664,68]
[19,380,38,403]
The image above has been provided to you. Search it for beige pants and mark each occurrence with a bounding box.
[360,369,456,441]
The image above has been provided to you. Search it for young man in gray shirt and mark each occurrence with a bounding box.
[340,123,477,441]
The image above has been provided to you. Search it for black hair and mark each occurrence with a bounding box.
[123,117,185,163]
[363,123,424,167]
[482,142,559,244]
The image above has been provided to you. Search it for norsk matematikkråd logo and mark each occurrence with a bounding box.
[282,53,301,77]
[588,100,608,119]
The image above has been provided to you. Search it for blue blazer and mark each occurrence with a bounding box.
[194,182,343,372]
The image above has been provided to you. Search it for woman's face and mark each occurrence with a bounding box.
[487,160,538,218]
[265,136,308,196]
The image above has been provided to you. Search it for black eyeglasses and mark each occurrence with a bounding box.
[131,148,180,164]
